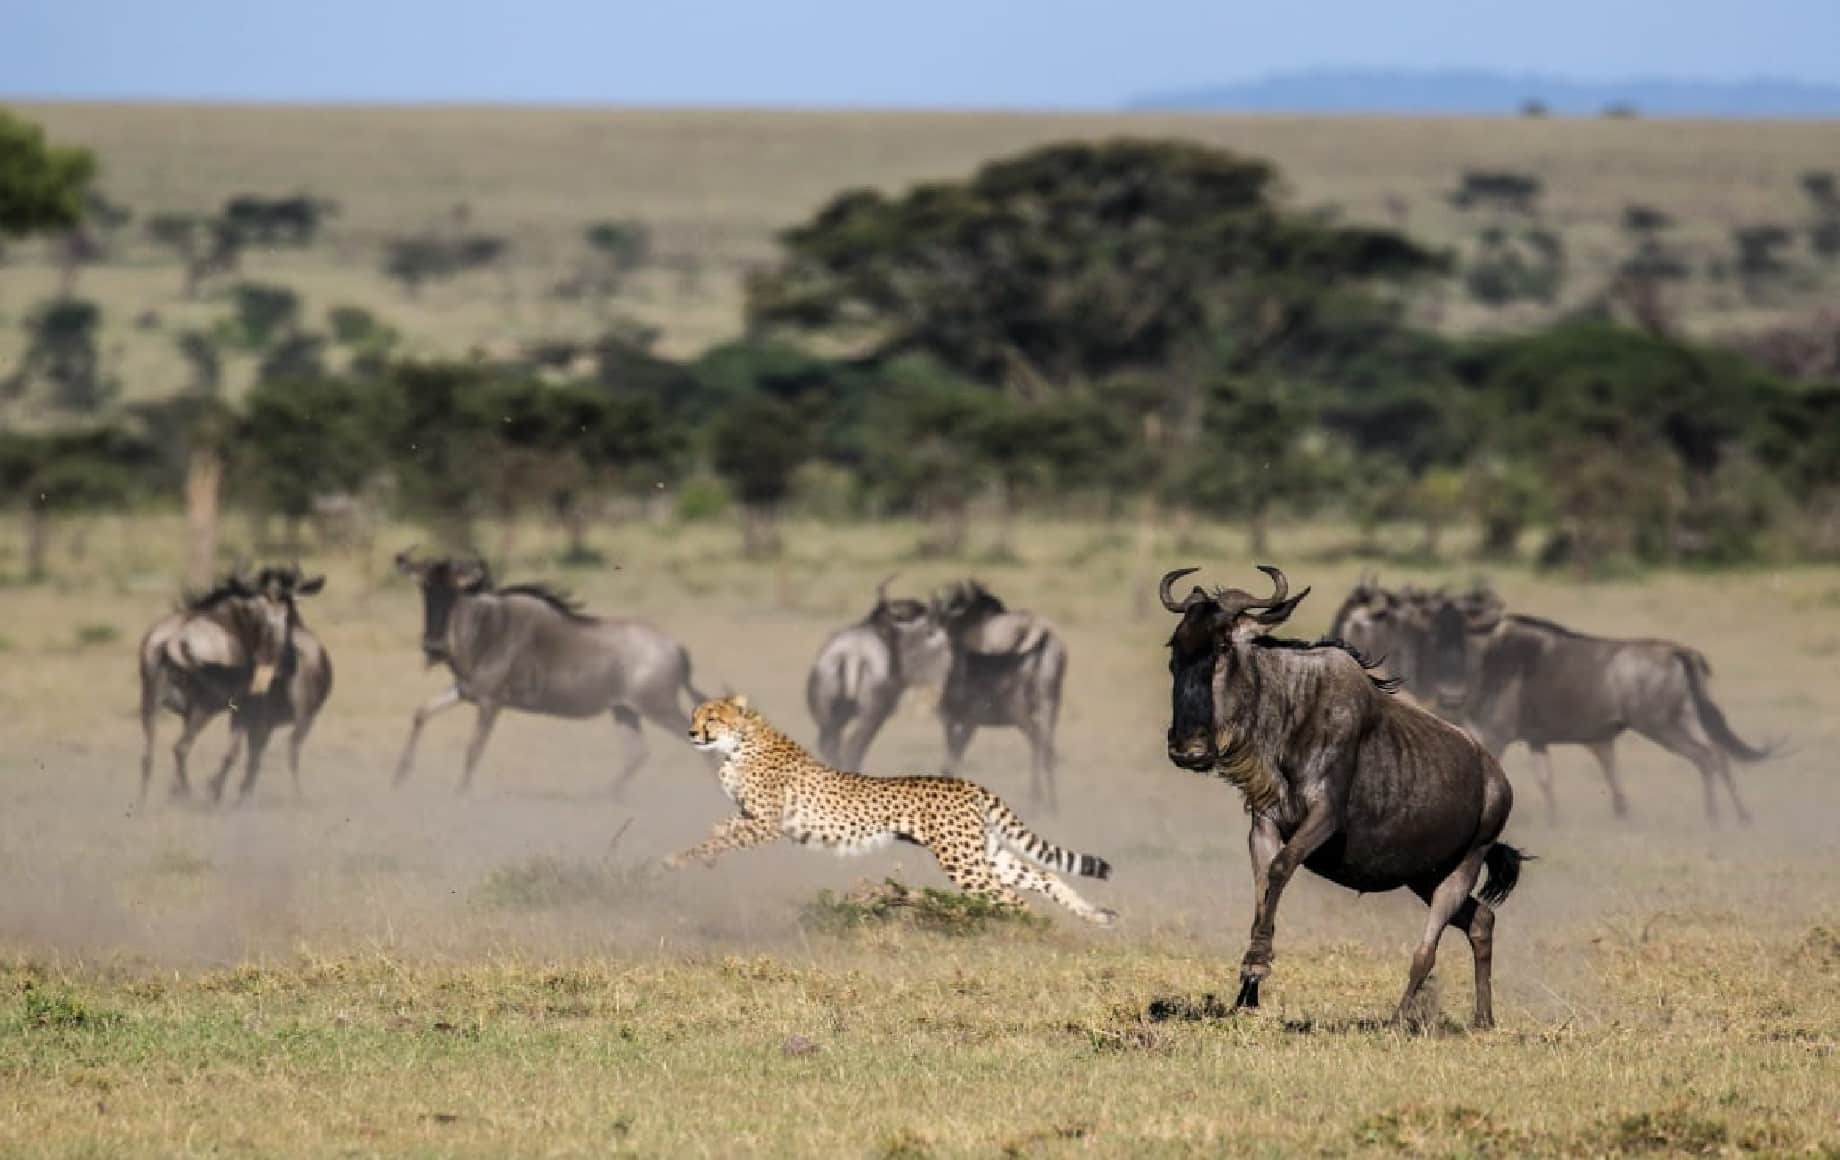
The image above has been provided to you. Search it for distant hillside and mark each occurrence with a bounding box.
[1130,69,1840,118]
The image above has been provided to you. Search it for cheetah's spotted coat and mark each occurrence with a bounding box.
[667,695,1116,925]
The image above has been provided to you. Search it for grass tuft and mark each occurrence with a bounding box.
[18,987,122,1031]
[474,855,653,910]
[799,878,1049,937]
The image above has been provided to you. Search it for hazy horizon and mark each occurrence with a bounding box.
[8,0,1840,110]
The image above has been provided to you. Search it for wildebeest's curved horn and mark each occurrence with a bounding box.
[875,572,899,604]
[1255,564,1289,606]
[394,546,421,574]
[1159,567,1202,613]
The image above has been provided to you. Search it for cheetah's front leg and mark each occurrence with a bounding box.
[664,815,782,869]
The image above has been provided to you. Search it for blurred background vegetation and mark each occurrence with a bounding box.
[4,106,1839,583]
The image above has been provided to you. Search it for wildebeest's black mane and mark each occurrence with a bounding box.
[1251,633,1403,693]
[181,578,253,611]
[1506,613,1591,639]
[498,582,596,621]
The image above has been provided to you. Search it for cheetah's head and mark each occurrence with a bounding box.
[689,694,759,755]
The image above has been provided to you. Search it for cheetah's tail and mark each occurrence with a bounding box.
[988,801,1111,880]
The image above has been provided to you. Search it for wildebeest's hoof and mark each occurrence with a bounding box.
[1233,977,1261,1010]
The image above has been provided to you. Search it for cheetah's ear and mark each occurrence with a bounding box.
[732,693,751,711]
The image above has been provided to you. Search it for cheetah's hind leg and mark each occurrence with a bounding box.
[990,848,1116,926]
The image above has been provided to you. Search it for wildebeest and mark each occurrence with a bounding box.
[1417,582,1771,825]
[137,565,332,805]
[932,580,1068,812]
[1325,575,1446,707]
[1160,565,1526,1028]
[393,550,710,793]
[806,575,950,770]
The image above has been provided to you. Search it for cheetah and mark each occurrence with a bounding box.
[665,694,1116,925]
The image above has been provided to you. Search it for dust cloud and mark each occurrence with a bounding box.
[2,554,1836,1024]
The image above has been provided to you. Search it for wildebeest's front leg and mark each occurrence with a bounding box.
[207,726,247,802]
[393,686,462,785]
[458,703,501,794]
[1237,795,1341,1009]
[1236,815,1284,1008]
[232,722,276,804]
[663,815,782,868]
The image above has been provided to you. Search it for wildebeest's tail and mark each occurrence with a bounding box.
[986,798,1110,879]
[1477,842,1529,907]
[680,647,714,707]
[1678,650,1772,762]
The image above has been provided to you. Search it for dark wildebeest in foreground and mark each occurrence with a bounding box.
[1414,583,1772,825]
[1160,565,1526,1028]
[806,575,950,770]
[932,580,1068,812]
[393,551,710,793]
[137,565,332,805]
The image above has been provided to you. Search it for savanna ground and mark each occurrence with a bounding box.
[4,104,1839,412]
[1,516,1837,1156]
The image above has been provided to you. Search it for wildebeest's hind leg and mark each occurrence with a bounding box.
[1399,847,1490,1029]
[139,682,161,806]
[840,701,893,772]
[1641,712,1750,826]
[1022,715,1058,814]
[207,726,246,802]
[287,716,317,801]
[609,705,648,795]
[1528,745,1558,823]
[170,704,216,800]
[1587,740,1630,819]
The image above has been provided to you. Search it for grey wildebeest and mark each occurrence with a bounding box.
[1415,582,1771,825]
[393,551,710,793]
[806,575,950,770]
[932,580,1068,812]
[137,565,332,805]
[1160,565,1527,1028]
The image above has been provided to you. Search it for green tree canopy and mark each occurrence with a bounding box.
[0,110,95,240]
[747,138,1443,386]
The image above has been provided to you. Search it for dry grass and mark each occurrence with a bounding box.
[1,515,1838,1155]
[3,104,1837,408]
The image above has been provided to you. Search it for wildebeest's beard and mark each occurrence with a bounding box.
[1167,611,1222,771]
[1425,600,1471,711]
[418,573,457,665]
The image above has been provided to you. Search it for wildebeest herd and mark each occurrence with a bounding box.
[133,555,1771,1025]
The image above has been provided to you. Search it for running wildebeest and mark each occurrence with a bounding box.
[393,550,710,793]
[1416,582,1772,825]
[806,575,950,770]
[137,565,332,805]
[932,580,1068,812]
[1160,565,1526,1028]
[1326,575,1445,707]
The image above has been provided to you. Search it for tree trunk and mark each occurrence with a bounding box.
[184,445,223,590]
[25,505,50,582]
[1130,490,1160,619]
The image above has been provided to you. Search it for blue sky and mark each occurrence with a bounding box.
[8,0,1840,107]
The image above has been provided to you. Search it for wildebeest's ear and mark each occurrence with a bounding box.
[296,575,326,596]
[393,550,420,576]
[1251,588,1312,627]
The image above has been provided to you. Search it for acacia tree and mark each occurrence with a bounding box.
[748,139,1441,391]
